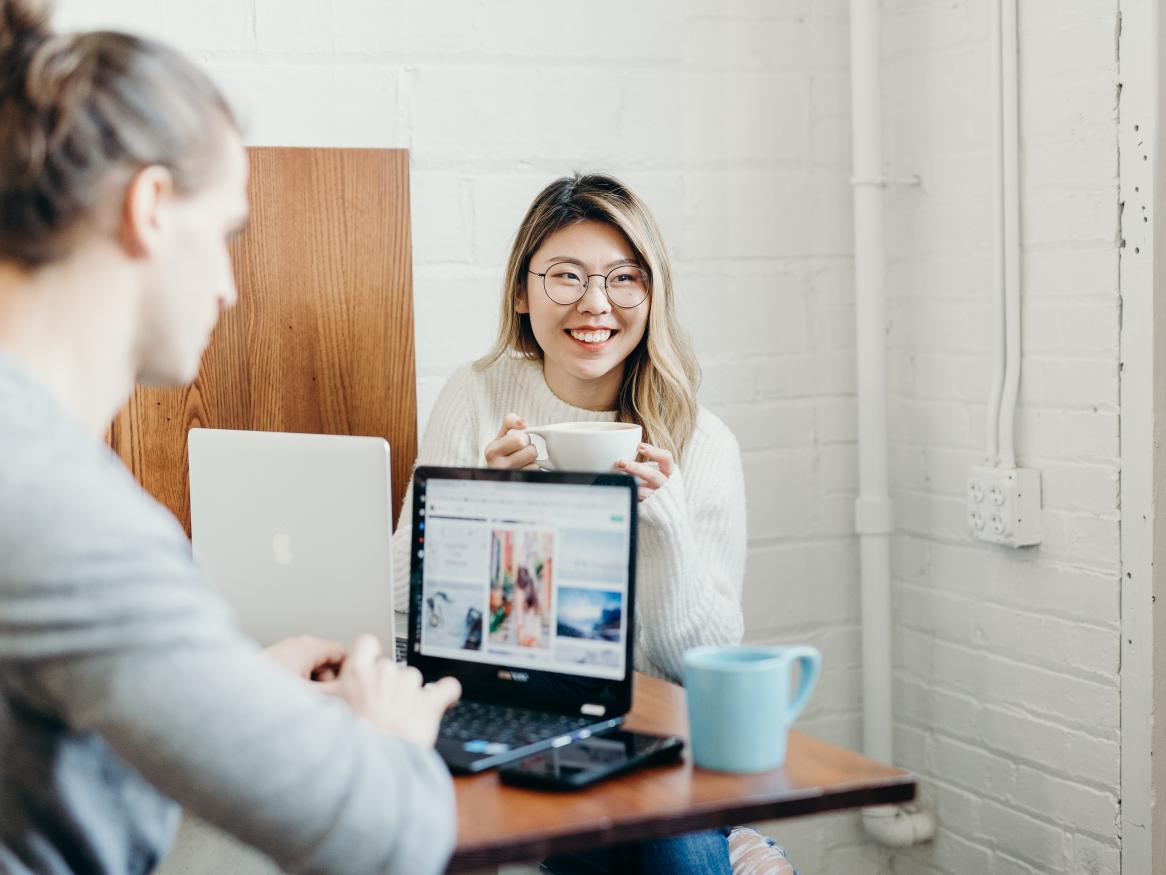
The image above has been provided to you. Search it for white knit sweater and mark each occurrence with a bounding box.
[392,354,746,683]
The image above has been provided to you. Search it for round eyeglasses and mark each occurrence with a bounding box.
[529,262,650,309]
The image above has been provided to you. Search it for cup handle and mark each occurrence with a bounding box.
[784,645,821,724]
[522,429,548,464]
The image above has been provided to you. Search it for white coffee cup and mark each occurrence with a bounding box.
[523,421,642,472]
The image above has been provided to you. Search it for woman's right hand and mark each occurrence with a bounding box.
[484,413,539,469]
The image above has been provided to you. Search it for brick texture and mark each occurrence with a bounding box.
[51,0,1124,872]
[881,1,1121,872]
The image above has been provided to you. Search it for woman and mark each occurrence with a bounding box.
[393,173,745,682]
[393,174,796,874]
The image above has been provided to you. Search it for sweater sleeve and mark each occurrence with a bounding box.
[634,416,747,682]
[18,634,456,875]
[392,366,482,621]
[0,445,456,875]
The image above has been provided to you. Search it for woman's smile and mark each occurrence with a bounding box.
[565,326,619,348]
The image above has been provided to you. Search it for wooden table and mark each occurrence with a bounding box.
[450,673,916,871]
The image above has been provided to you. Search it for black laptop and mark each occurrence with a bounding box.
[406,466,638,773]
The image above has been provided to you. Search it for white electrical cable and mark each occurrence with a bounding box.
[997,0,1022,468]
[986,0,1006,467]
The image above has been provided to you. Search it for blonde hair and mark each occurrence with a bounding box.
[477,173,701,462]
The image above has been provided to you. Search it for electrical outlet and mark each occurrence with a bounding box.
[966,465,1041,547]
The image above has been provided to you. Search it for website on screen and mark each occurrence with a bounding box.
[418,478,631,680]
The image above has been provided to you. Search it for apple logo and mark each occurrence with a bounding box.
[272,533,294,565]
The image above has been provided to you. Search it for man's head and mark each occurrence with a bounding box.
[0,0,248,385]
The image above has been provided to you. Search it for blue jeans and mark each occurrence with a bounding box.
[542,828,732,875]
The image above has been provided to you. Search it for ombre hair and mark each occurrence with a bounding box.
[477,173,701,462]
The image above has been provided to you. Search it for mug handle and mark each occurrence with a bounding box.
[522,428,549,464]
[783,645,821,724]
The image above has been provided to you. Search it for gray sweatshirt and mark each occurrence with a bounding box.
[0,353,455,875]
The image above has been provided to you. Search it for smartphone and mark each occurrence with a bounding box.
[498,729,684,791]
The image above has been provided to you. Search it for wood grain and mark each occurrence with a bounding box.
[108,147,417,533]
[449,673,916,871]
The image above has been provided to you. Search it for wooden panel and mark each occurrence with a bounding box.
[450,673,916,870]
[109,147,416,533]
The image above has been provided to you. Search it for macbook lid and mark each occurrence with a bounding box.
[189,428,394,649]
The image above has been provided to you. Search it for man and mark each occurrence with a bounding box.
[0,2,460,872]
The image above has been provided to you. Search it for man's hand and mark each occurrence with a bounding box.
[265,635,347,686]
[334,635,462,747]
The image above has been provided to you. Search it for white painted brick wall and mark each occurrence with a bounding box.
[51,0,863,871]
[48,1,1128,872]
[883,1,1122,873]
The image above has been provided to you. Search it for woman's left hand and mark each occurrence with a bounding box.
[618,442,674,502]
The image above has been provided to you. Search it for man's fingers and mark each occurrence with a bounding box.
[399,665,424,688]
[313,679,344,697]
[310,664,340,682]
[347,634,382,669]
[424,676,462,711]
[303,637,347,667]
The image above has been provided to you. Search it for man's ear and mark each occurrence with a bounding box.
[119,165,174,258]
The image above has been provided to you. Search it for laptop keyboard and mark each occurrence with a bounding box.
[439,700,595,749]
[401,638,598,752]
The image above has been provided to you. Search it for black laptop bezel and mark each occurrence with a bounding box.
[407,465,637,719]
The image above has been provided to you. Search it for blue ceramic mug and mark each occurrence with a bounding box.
[682,645,822,773]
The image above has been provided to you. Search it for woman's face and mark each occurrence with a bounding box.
[519,220,650,406]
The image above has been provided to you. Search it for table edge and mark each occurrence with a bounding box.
[448,774,916,871]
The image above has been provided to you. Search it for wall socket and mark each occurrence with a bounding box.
[966,465,1042,547]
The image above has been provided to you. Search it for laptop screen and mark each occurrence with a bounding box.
[408,467,637,715]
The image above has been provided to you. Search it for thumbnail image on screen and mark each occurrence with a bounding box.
[556,586,622,642]
[422,584,483,651]
[489,527,554,650]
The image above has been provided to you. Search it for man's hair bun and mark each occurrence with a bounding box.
[0,0,52,76]
[0,0,239,266]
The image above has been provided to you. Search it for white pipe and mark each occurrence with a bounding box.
[848,0,935,848]
[848,0,893,766]
[985,0,1006,466]
[997,0,1022,468]
[862,804,937,848]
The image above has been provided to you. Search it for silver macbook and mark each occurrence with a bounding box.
[188,428,395,651]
